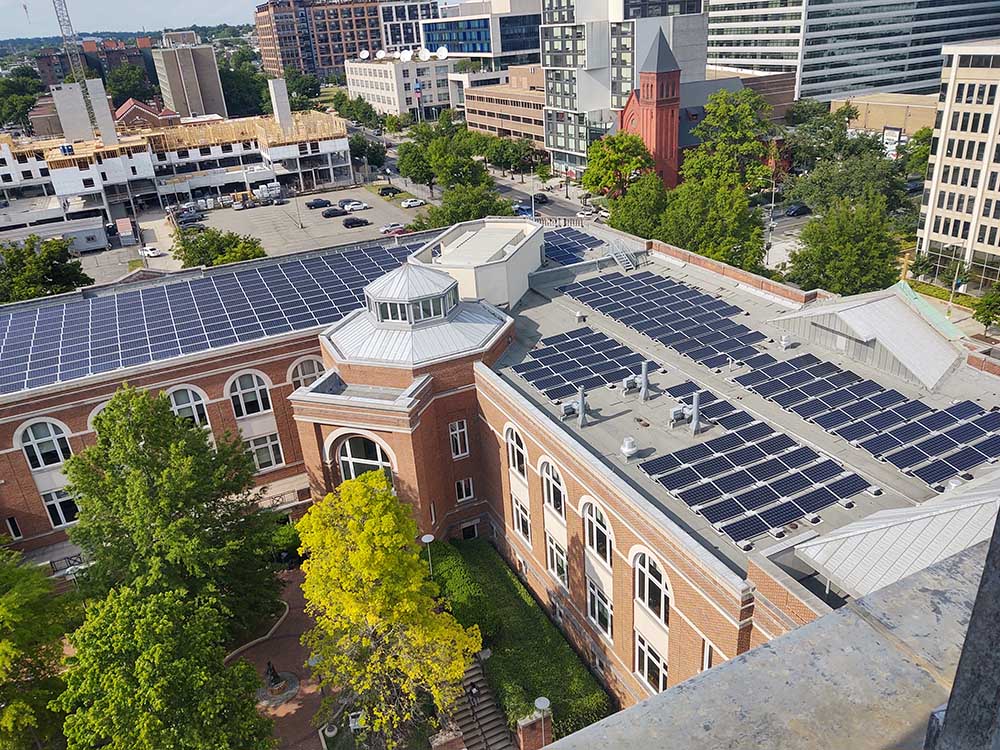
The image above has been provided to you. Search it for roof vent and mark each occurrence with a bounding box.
[620,436,638,459]
[779,334,792,351]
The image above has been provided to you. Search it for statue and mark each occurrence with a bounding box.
[265,660,288,695]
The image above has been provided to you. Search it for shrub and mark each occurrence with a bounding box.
[906,279,977,310]
[432,539,612,738]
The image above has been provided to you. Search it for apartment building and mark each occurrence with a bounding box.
[464,64,545,148]
[706,0,1000,101]
[380,0,441,51]
[918,40,1000,295]
[345,56,457,118]
[152,41,228,119]
[420,0,543,70]
[541,0,708,175]
[34,41,155,88]
[255,0,383,79]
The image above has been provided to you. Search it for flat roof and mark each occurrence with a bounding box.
[429,218,539,267]
[831,92,938,107]
[493,251,1000,576]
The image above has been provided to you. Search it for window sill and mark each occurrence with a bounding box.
[254,463,287,477]
[587,619,614,647]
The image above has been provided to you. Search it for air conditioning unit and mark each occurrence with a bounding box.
[561,402,578,418]
[621,375,639,393]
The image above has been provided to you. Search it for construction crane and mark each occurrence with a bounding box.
[51,0,98,129]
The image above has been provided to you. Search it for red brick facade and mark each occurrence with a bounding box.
[618,68,682,190]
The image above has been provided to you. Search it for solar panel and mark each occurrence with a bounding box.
[657,467,700,490]
[912,460,956,486]
[721,515,769,542]
[679,483,724,507]
[945,446,987,472]
[718,411,755,430]
[639,454,681,476]
[944,400,985,420]
[759,501,805,529]
[827,473,871,500]
[726,445,767,465]
[974,434,1000,458]
[757,434,796,455]
[836,421,876,442]
[737,422,776,442]
[692,456,735,478]
[802,460,841,483]
[736,484,780,510]
[884,446,928,470]
[715,469,757,494]
[779,446,819,468]
[795,487,838,513]
[973,411,1000,432]
[701,498,743,524]
[747,459,786,482]
[705,433,745,453]
[675,443,714,465]
[771,472,811,498]
[859,433,902,456]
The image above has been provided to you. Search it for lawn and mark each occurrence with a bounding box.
[431,539,613,739]
[313,87,346,108]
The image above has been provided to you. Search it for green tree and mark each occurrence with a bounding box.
[57,585,273,750]
[784,152,907,212]
[909,251,934,279]
[485,135,515,176]
[410,183,513,229]
[398,141,436,195]
[331,89,350,116]
[349,133,385,168]
[787,195,901,295]
[434,108,458,139]
[63,386,283,643]
[299,472,481,749]
[6,65,40,81]
[535,162,552,183]
[681,88,773,190]
[608,172,668,239]
[283,66,320,99]
[0,236,93,304]
[784,104,885,170]
[0,93,37,130]
[384,113,401,132]
[0,69,44,129]
[509,138,536,182]
[171,228,265,268]
[454,59,483,73]
[0,549,74,750]
[899,126,933,178]
[581,132,653,198]
[656,176,764,271]
[105,63,156,108]
[427,136,488,189]
[349,96,379,126]
[784,98,829,126]
[219,65,268,117]
[973,286,1000,334]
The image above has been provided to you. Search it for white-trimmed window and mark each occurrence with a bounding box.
[291,358,324,389]
[338,436,392,481]
[636,632,667,692]
[20,421,72,470]
[635,553,670,626]
[587,577,613,639]
[506,427,526,478]
[244,433,283,472]
[701,640,716,671]
[229,373,271,418]
[169,388,209,427]
[545,533,568,587]
[6,516,22,540]
[541,461,565,518]
[584,502,612,566]
[43,489,79,529]
[449,420,469,458]
[456,477,475,502]
[512,495,531,542]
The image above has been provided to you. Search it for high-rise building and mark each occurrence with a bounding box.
[419,0,543,71]
[152,41,228,119]
[706,0,1000,101]
[254,0,383,79]
[917,40,1000,295]
[379,0,441,52]
[541,0,707,175]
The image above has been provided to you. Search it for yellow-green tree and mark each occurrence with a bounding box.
[298,472,481,749]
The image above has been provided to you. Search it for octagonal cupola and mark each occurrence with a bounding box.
[364,262,460,327]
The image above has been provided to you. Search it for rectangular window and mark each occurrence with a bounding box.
[701,640,715,671]
[244,433,283,472]
[448,419,469,458]
[82,178,94,188]
[512,495,531,542]
[456,477,474,502]
[587,577,612,638]
[636,632,667,693]
[43,489,79,529]
[545,534,568,587]
[6,516,22,540]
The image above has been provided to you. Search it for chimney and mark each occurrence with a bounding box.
[85,78,118,146]
[577,386,586,428]
[640,360,650,402]
[51,83,93,141]
[269,78,294,135]
[690,391,701,435]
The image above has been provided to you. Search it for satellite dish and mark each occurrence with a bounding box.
[400,49,413,62]
[435,46,449,60]
[418,47,431,61]
[376,49,387,59]
[359,49,370,59]
[393,50,401,59]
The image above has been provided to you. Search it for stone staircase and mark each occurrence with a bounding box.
[452,660,514,750]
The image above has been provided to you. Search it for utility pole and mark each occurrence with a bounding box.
[946,252,963,319]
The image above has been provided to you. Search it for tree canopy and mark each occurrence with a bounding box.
[283,66,320,99]
[784,103,885,170]
[784,152,908,212]
[608,172,669,239]
[219,64,269,118]
[299,472,481,749]
[410,182,513,230]
[784,98,829,126]
[397,141,436,195]
[0,68,43,130]
[581,132,653,198]
[786,195,901,295]
[63,386,283,643]
[57,585,273,750]
[171,228,266,268]
[105,63,156,108]
[899,126,932,179]
[973,286,1000,334]
[0,236,93,304]
[349,132,386,168]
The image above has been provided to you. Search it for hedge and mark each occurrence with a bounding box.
[431,539,613,739]
[906,279,977,310]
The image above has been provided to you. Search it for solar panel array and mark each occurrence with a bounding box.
[558,271,765,369]
[511,326,661,402]
[639,381,875,545]
[544,227,605,266]
[559,271,1000,489]
[0,243,420,396]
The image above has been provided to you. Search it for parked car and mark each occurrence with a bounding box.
[386,227,409,236]
[305,198,332,209]
[380,222,405,234]
[322,207,348,218]
[177,213,205,225]
[905,180,924,195]
[378,185,402,197]
[784,203,811,217]
[180,223,207,232]
[533,193,550,204]
[138,247,164,258]
[343,216,371,228]
[400,198,425,208]
[514,206,534,217]
[274,197,289,205]
[337,198,356,207]
[343,201,370,212]
[576,208,596,218]
[232,201,246,211]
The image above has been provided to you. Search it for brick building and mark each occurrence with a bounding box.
[3,216,999,712]
[464,64,545,149]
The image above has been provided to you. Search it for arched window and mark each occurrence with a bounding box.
[338,436,392,482]
[291,358,325,389]
[506,427,526,478]
[20,421,72,470]
[229,373,271,418]
[635,552,670,626]
[584,502,611,565]
[169,388,209,427]
[541,461,565,517]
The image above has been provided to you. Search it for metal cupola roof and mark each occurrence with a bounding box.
[364,261,457,303]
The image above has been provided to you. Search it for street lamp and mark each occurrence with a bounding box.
[421,533,435,576]
[534,696,551,747]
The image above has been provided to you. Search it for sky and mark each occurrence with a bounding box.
[0,0,251,40]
